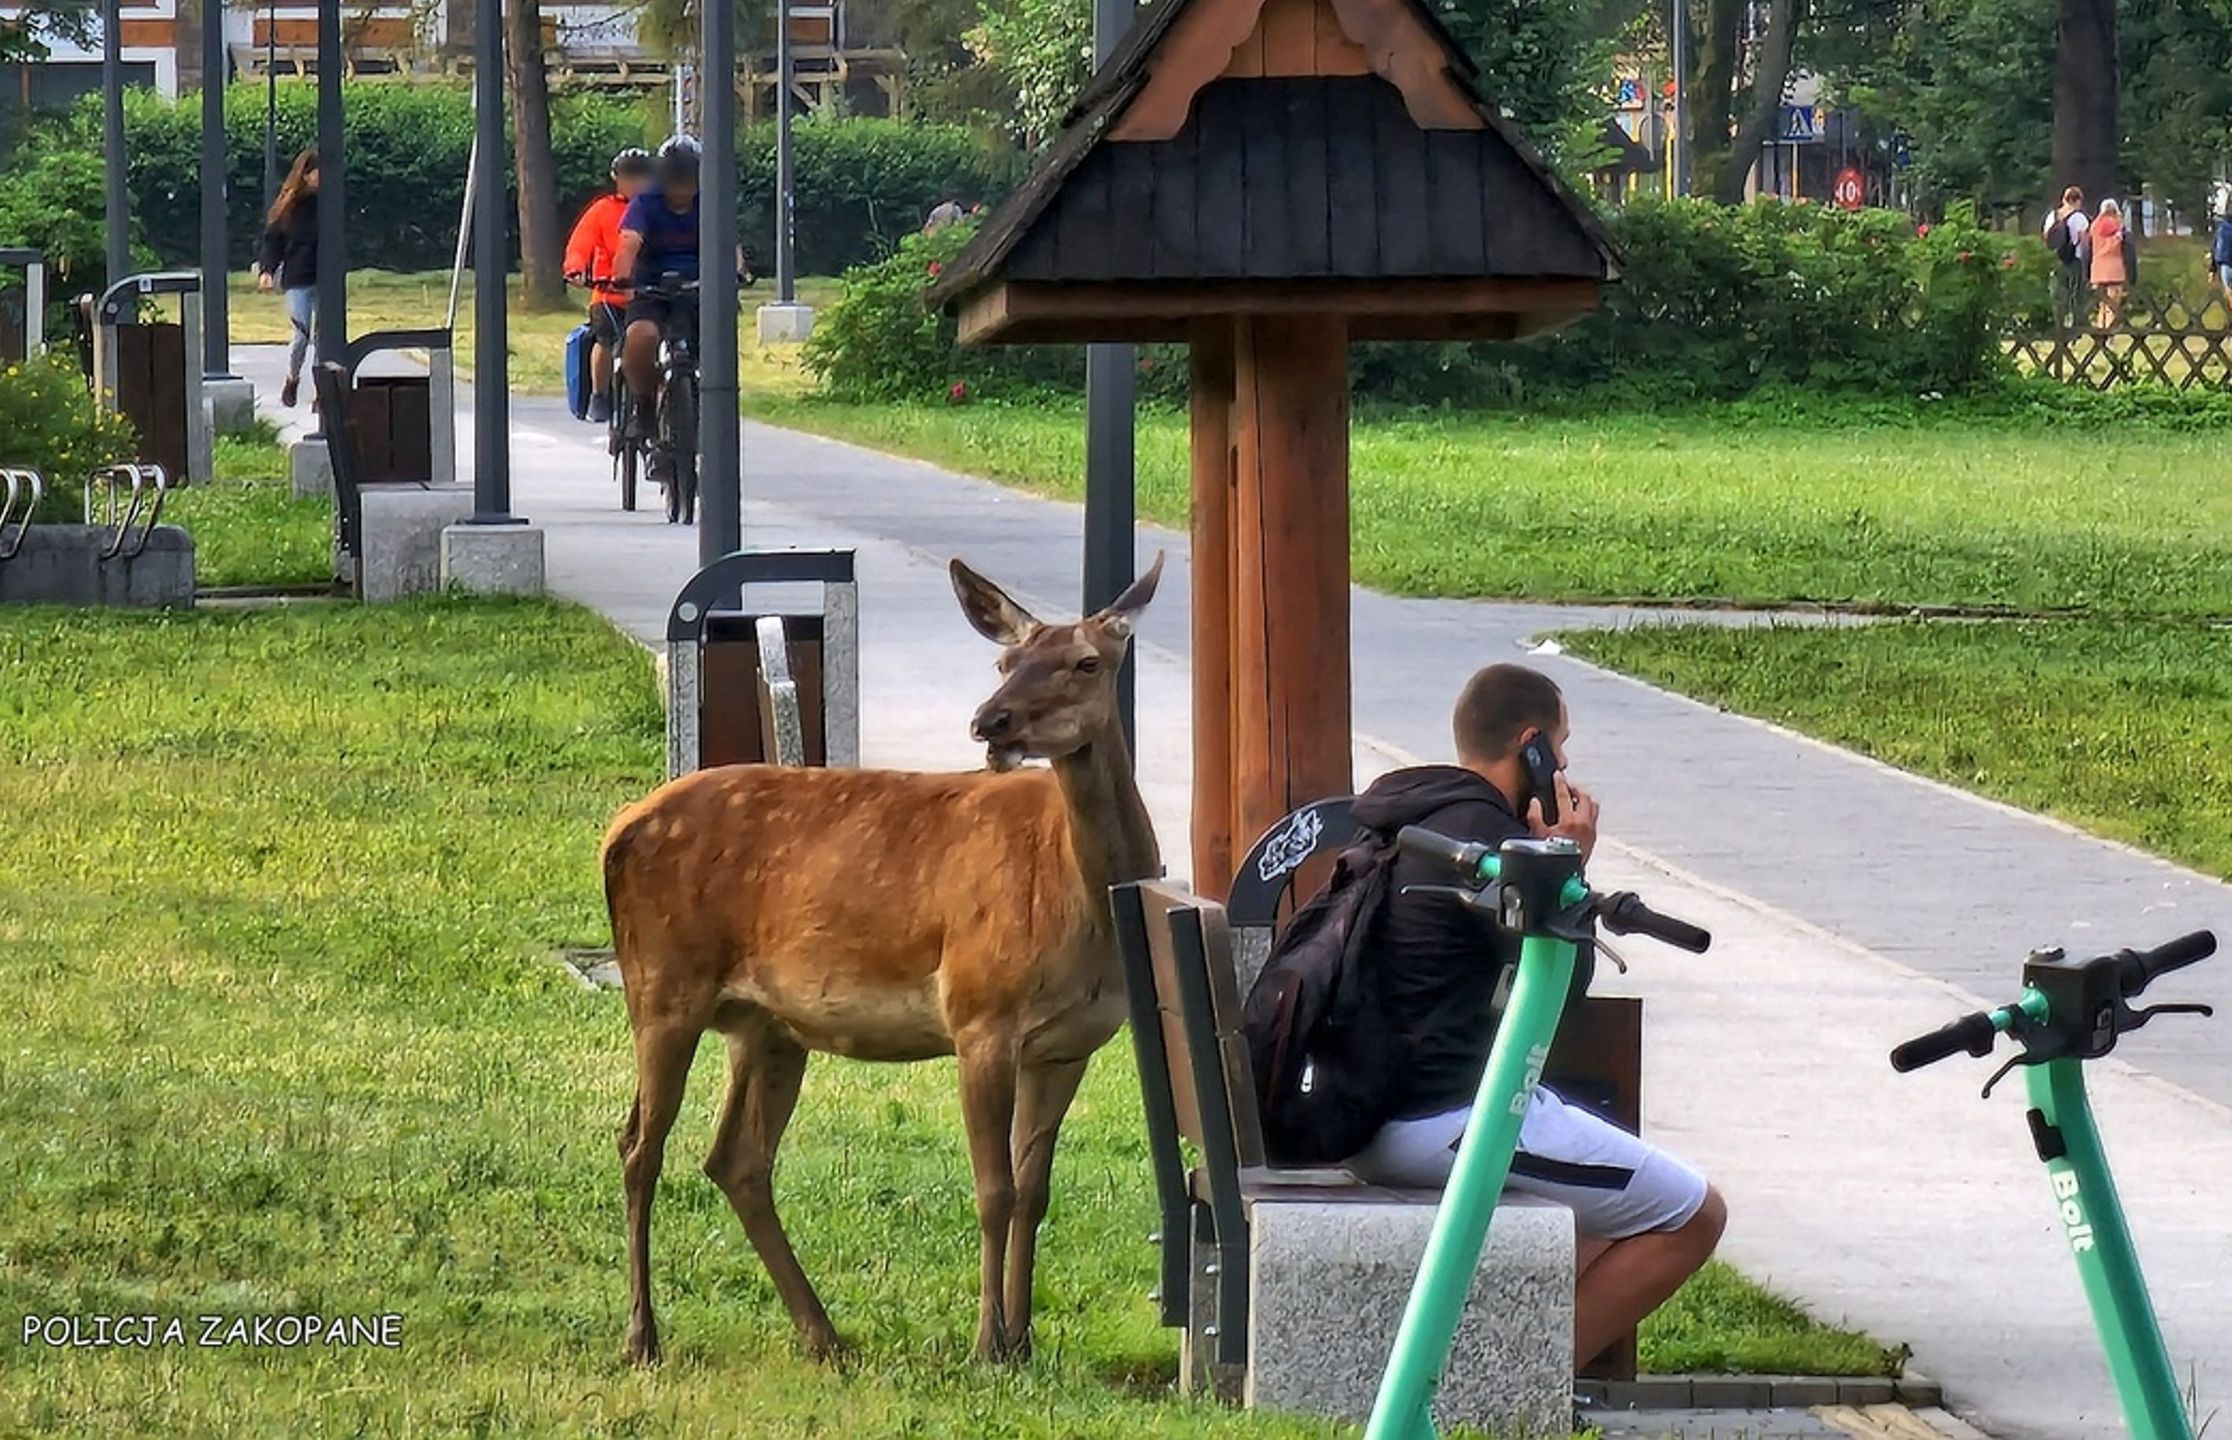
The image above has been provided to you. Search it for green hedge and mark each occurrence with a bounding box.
[807,201,2042,408]
[0,87,1018,286]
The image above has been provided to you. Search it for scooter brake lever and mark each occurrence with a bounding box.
[2127,1001,2213,1029]
[1398,884,1496,912]
[1980,1054,2025,1099]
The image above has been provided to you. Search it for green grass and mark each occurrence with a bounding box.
[749,395,2232,617]
[0,603,1885,1436]
[162,422,332,588]
[1567,618,2232,880]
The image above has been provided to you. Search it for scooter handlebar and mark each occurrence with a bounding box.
[1597,892,1712,953]
[2117,929,2216,992]
[1395,825,1495,882]
[1890,1010,2000,1072]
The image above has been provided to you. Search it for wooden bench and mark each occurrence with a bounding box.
[1111,879,1574,1431]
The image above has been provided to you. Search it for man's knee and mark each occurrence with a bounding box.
[1681,1183,1728,1259]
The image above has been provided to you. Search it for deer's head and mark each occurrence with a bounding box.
[951,553,1166,772]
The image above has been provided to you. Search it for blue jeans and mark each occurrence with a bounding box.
[285,286,316,379]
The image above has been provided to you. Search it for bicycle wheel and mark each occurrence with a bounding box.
[618,441,639,513]
[665,374,699,527]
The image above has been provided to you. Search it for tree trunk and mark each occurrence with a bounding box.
[1689,0,1743,201]
[1720,0,1805,204]
[2053,0,2118,206]
[508,0,566,311]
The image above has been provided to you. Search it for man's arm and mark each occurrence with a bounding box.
[611,228,645,288]
[563,204,601,281]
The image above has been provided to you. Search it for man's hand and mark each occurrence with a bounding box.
[1527,774,1600,860]
[254,270,275,293]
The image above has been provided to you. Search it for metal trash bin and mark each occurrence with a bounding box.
[341,329,457,487]
[666,549,859,779]
[0,247,47,365]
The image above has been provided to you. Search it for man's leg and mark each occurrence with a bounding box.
[621,316,661,439]
[1501,1087,1724,1371]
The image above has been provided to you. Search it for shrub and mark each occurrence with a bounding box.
[12,89,1016,279]
[0,355,138,519]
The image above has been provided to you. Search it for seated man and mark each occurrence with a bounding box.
[1343,661,1727,1370]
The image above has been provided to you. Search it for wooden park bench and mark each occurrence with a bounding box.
[1111,878,1575,1432]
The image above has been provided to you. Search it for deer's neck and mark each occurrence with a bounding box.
[1051,722,1162,904]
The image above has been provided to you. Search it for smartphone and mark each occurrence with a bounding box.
[1520,734,1560,824]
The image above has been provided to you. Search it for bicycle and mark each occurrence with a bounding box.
[585,272,702,526]
[1892,930,2217,1440]
[565,278,643,514]
[1362,828,1712,1440]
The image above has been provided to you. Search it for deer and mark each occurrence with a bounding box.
[601,553,1166,1368]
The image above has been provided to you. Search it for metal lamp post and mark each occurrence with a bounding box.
[201,0,231,377]
[470,0,518,524]
[103,0,128,286]
[314,0,345,370]
[1082,0,1137,744]
[1669,0,1689,197]
[700,0,742,564]
[774,0,795,305]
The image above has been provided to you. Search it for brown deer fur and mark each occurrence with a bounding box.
[602,555,1166,1366]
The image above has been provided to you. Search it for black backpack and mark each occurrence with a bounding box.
[1240,831,1402,1166]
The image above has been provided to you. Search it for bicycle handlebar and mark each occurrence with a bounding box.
[1598,892,1713,953]
[2116,929,2216,992]
[1889,1009,2001,1072]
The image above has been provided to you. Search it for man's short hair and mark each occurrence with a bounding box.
[1452,663,1563,763]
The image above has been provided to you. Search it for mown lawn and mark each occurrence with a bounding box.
[164,424,331,589]
[750,393,2232,617]
[0,603,1888,1437]
[1567,619,2232,881]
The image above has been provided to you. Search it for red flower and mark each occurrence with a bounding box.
[1958,249,1974,262]
[1916,223,1932,237]
[927,260,943,278]
[2001,254,2019,269]
[948,380,970,404]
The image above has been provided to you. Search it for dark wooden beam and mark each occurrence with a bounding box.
[954,277,1600,345]
[1190,321,1238,899]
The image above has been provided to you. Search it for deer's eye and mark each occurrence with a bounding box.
[1076,655,1102,675]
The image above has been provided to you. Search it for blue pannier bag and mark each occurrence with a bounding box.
[565,323,594,421]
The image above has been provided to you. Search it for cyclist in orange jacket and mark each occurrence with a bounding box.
[564,147,655,424]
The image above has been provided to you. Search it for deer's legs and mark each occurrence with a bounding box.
[620,1021,699,1367]
[704,1017,842,1360]
[1001,1055,1090,1359]
[955,1035,1021,1363]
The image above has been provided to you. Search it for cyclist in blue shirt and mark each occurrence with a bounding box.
[612,135,703,443]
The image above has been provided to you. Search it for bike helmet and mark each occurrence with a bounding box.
[657,135,702,183]
[611,146,653,180]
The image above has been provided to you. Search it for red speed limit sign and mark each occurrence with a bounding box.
[1833,167,1865,210]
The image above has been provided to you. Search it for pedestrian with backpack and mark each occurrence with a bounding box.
[2211,204,2232,308]
[1243,662,1725,1372]
[2044,186,2091,330]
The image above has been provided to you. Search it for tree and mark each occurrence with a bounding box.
[1687,0,1808,202]
[0,1,96,66]
[2052,0,2117,207]
[508,0,565,310]
[1432,0,1631,174]
[964,0,1093,147]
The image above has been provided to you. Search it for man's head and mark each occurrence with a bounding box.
[1452,663,1567,807]
[2063,185,2086,208]
[612,147,654,200]
[658,135,701,205]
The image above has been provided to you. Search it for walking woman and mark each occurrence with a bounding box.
[255,148,320,408]
[2087,198,2132,329]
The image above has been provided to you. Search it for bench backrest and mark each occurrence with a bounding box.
[1227,795,1357,997]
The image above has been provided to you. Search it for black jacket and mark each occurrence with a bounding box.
[1355,765,1582,1119]
[256,194,318,289]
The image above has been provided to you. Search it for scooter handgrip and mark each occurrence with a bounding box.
[2124,930,2216,987]
[1598,893,1712,953]
[1890,1011,1998,1072]
[1395,825,1493,881]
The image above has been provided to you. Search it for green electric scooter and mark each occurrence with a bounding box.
[1891,929,2217,1440]
[1363,827,1713,1440]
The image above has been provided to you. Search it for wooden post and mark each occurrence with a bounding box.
[1230,313,1351,864]
[1190,322,1237,899]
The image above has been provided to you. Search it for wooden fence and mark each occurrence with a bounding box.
[2008,289,2232,391]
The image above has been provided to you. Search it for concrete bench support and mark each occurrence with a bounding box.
[357,485,474,601]
[1221,1198,1574,1433]
[0,524,194,607]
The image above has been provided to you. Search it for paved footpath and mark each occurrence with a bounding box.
[246,346,2229,1440]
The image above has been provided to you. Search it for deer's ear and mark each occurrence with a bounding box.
[1093,551,1166,642]
[950,558,1041,645]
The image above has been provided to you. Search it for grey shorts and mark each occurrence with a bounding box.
[1346,1083,1709,1241]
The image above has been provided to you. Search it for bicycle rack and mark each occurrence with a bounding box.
[341,329,458,487]
[0,248,47,359]
[91,272,212,486]
[666,549,860,780]
[0,467,42,562]
[86,463,175,561]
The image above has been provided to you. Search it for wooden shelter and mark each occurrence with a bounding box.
[932,0,1618,899]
